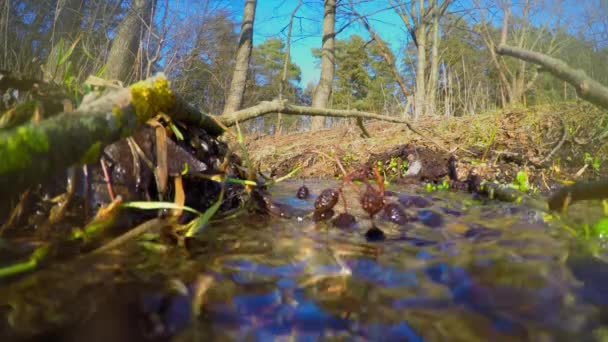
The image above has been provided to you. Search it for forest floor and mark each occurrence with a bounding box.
[244,102,608,193]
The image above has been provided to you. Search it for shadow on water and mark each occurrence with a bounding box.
[0,180,607,341]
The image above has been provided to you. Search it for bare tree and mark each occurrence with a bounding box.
[349,1,412,100]
[390,0,449,118]
[427,0,449,115]
[472,0,560,106]
[277,0,303,135]
[103,0,157,83]
[223,0,257,115]
[310,0,337,131]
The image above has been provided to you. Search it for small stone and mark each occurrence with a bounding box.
[296,185,310,199]
[313,209,335,222]
[365,226,386,241]
[382,203,411,225]
[398,195,432,208]
[464,224,501,241]
[384,190,399,197]
[417,209,444,228]
[332,213,357,229]
[439,206,462,216]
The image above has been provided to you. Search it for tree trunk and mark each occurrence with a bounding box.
[277,0,303,135]
[414,0,426,119]
[103,0,156,83]
[310,0,336,131]
[222,0,257,116]
[427,0,440,116]
[43,0,84,84]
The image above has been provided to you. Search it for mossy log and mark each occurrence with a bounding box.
[0,75,223,198]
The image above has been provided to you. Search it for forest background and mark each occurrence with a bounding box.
[1,0,607,135]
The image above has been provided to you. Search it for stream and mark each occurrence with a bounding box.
[0,180,607,341]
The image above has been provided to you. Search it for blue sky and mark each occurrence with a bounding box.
[232,0,597,87]
[251,1,409,87]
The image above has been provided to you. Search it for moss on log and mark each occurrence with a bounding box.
[0,74,224,198]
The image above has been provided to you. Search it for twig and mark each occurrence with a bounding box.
[91,218,168,255]
[539,115,567,164]
[311,150,347,176]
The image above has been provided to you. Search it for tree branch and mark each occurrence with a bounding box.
[496,44,608,110]
[220,99,450,152]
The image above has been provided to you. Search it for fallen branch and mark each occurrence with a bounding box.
[539,115,567,165]
[548,179,608,212]
[221,99,451,153]
[496,44,608,110]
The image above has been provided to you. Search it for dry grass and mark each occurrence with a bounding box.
[236,102,608,182]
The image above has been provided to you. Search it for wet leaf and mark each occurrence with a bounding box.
[122,201,202,215]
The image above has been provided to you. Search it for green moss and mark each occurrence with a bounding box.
[129,75,175,124]
[0,125,49,173]
[80,141,102,165]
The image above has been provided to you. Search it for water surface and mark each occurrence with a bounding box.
[0,180,606,341]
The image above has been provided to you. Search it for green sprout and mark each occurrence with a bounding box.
[584,152,601,173]
[510,170,531,192]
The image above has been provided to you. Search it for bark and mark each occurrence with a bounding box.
[103,0,156,83]
[414,0,426,119]
[496,44,608,110]
[44,0,84,84]
[310,0,336,131]
[222,0,257,115]
[427,0,440,115]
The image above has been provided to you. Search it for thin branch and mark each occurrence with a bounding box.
[496,44,608,109]
[221,99,451,153]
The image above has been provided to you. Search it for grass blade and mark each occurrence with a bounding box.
[186,187,225,237]
[122,201,202,216]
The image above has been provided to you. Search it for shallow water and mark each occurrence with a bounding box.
[0,180,607,341]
